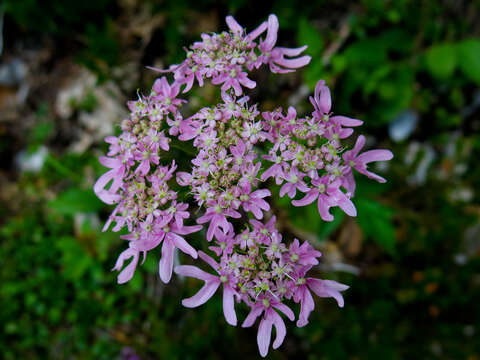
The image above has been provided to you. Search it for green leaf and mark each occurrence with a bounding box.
[425,43,456,79]
[287,202,320,234]
[331,54,347,74]
[364,64,392,96]
[31,121,54,144]
[343,39,387,67]
[318,208,344,240]
[457,39,480,84]
[304,59,324,88]
[48,188,104,215]
[378,28,413,53]
[56,236,94,280]
[297,17,323,55]
[356,198,395,254]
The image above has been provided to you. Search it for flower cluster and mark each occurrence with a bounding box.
[175,218,348,356]
[260,80,393,221]
[149,15,311,95]
[94,14,393,357]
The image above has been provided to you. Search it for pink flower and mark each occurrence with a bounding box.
[237,184,271,219]
[241,296,295,357]
[268,46,312,74]
[279,167,310,198]
[294,276,349,327]
[259,15,311,74]
[229,140,255,171]
[133,142,160,176]
[178,117,203,141]
[307,279,349,307]
[176,171,192,186]
[155,222,202,283]
[343,135,394,185]
[310,79,331,115]
[175,251,239,326]
[152,76,184,112]
[225,15,268,42]
[197,201,241,241]
[310,80,364,138]
[166,112,182,136]
[95,14,393,358]
[105,136,121,156]
[250,216,277,238]
[175,63,204,93]
[113,219,201,285]
[94,156,126,204]
[292,176,357,221]
[160,201,190,228]
[260,153,287,184]
[286,239,322,266]
[112,247,140,284]
[208,228,235,256]
[212,68,256,96]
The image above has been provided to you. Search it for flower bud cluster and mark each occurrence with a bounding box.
[94,14,393,357]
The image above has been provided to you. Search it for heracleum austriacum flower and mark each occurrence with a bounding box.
[94,14,393,357]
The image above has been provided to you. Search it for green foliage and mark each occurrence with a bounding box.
[320,28,417,123]
[298,18,324,87]
[356,198,395,254]
[318,208,344,240]
[4,0,115,36]
[298,18,323,56]
[57,236,96,280]
[77,20,120,81]
[48,188,104,216]
[300,2,479,126]
[457,39,480,84]
[425,43,457,79]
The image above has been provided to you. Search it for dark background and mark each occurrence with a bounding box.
[1,0,479,359]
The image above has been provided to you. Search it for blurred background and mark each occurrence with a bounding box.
[1,0,479,359]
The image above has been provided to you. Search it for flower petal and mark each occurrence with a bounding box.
[264,14,279,50]
[174,265,214,281]
[99,156,120,168]
[159,238,175,283]
[273,55,311,69]
[242,306,264,328]
[292,190,318,207]
[331,115,363,127]
[251,189,271,199]
[318,83,331,114]
[170,233,198,259]
[337,195,357,217]
[272,302,295,321]
[257,317,273,358]
[247,21,268,41]
[113,248,139,284]
[225,15,243,34]
[271,311,287,349]
[307,278,348,307]
[318,196,334,222]
[198,250,219,271]
[356,149,394,164]
[173,224,202,235]
[275,45,307,57]
[222,286,237,326]
[351,135,366,157]
[181,280,220,308]
[296,287,315,327]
